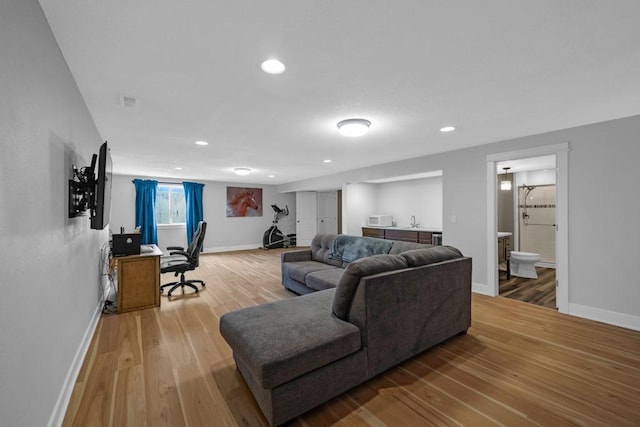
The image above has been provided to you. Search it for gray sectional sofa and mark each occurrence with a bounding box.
[281,233,430,294]
[220,233,472,426]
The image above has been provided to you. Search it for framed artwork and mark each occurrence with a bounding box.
[226,187,263,217]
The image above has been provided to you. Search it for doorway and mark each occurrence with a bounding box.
[486,143,569,314]
[497,160,557,309]
[317,192,338,234]
[295,191,340,246]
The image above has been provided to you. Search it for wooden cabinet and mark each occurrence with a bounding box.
[418,231,433,244]
[497,234,512,278]
[116,247,161,313]
[384,229,419,243]
[497,235,512,263]
[362,227,384,238]
[362,228,440,245]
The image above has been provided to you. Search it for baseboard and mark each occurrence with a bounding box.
[472,281,495,296]
[568,303,640,332]
[204,244,261,253]
[47,300,104,427]
[537,262,556,269]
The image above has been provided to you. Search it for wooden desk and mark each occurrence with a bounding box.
[115,245,162,313]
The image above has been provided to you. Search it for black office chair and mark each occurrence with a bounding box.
[160,221,207,297]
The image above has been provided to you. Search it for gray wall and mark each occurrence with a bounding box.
[2,2,639,425]
[280,115,640,327]
[342,183,378,235]
[375,176,443,229]
[110,174,296,252]
[342,177,443,234]
[0,1,107,425]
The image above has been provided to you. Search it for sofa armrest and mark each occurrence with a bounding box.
[281,249,312,263]
[347,257,472,377]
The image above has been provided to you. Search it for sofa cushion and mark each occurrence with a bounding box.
[332,254,408,320]
[310,234,342,267]
[306,268,344,291]
[219,289,361,389]
[388,240,430,255]
[400,245,463,267]
[281,260,340,284]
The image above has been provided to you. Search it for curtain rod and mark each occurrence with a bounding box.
[132,179,181,184]
[159,181,205,185]
[132,179,203,185]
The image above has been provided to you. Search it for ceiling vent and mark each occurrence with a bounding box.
[119,94,140,110]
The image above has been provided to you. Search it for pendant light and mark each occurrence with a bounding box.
[500,167,512,191]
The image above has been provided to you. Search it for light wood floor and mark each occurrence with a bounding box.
[64,249,640,426]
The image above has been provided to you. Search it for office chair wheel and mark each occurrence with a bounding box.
[165,281,200,297]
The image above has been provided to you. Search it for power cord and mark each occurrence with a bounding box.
[103,300,117,315]
[100,240,118,314]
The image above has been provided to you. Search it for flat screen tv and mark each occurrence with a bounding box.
[91,141,112,230]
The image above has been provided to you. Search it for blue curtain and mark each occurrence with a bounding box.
[133,179,158,245]
[183,181,204,246]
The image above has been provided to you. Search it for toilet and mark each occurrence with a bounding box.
[509,251,541,279]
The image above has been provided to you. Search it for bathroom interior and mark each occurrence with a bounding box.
[497,155,557,309]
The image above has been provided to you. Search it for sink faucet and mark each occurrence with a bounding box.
[410,215,419,228]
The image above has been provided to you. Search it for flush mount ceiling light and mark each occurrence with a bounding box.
[440,126,456,133]
[323,159,332,163]
[337,118,371,137]
[195,140,209,146]
[261,59,286,74]
[234,167,252,176]
[500,167,512,191]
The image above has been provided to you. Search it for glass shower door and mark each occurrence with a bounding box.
[519,184,556,265]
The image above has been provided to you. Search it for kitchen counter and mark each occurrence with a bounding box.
[362,226,442,244]
[366,226,443,233]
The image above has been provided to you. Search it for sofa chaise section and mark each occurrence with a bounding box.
[220,240,471,425]
[220,288,368,425]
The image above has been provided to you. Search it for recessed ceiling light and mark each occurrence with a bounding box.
[337,118,371,137]
[268,175,275,178]
[261,59,285,74]
[195,140,209,146]
[323,159,332,163]
[174,167,183,170]
[440,126,456,133]
[234,167,252,176]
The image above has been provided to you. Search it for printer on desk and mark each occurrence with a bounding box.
[112,233,141,257]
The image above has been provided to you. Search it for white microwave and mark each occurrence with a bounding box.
[367,215,393,227]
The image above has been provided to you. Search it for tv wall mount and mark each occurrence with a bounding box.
[68,158,96,218]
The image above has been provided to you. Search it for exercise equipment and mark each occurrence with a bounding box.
[262,204,296,249]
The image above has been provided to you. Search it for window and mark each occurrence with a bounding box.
[156,184,186,225]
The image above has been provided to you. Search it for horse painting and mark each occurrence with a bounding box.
[226,187,263,217]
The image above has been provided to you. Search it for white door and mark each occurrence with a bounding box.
[317,192,338,234]
[296,191,317,246]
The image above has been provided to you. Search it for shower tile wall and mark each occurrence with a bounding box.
[519,185,556,264]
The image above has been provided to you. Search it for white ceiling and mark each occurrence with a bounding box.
[38,1,640,185]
